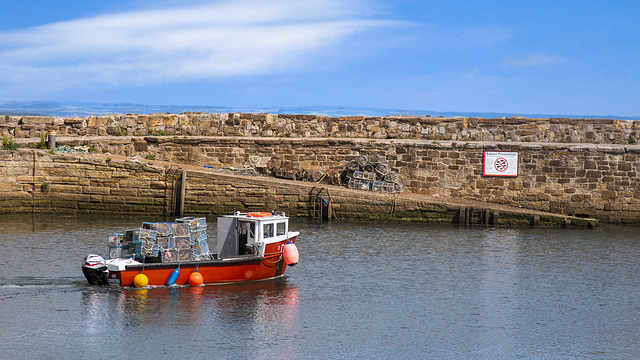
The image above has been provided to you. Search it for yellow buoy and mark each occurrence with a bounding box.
[133,273,149,288]
[188,271,204,286]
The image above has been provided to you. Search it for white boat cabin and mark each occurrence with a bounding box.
[217,212,297,258]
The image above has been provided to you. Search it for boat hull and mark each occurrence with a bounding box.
[104,238,292,287]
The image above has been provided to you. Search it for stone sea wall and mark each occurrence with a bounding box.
[2,113,639,144]
[1,113,639,224]
[0,150,471,224]
[135,138,640,223]
[0,149,594,227]
[5,136,640,224]
[0,150,168,214]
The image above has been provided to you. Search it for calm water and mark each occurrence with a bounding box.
[0,214,638,359]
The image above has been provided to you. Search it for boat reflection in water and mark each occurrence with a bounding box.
[81,278,300,356]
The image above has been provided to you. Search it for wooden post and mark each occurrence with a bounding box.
[465,207,472,226]
[490,211,499,226]
[532,214,540,226]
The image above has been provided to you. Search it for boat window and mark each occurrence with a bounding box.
[246,222,255,240]
[263,223,274,238]
[276,222,286,236]
[238,221,255,244]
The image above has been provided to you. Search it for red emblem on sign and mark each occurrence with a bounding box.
[494,158,508,172]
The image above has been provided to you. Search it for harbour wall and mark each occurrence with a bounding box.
[0,149,594,227]
[1,113,639,224]
[2,136,639,224]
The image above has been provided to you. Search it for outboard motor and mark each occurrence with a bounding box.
[82,254,108,285]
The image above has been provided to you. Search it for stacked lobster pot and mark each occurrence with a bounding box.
[108,228,159,260]
[178,217,210,261]
[108,217,210,262]
[344,155,403,193]
[108,233,127,259]
[142,222,175,261]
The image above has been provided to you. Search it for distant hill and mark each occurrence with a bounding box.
[1,100,638,120]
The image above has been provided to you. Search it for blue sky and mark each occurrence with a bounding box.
[0,0,638,117]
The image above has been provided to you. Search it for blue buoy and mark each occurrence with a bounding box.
[166,268,180,286]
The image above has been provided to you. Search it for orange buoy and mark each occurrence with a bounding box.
[188,271,204,286]
[133,273,149,288]
[247,212,272,218]
[282,242,299,266]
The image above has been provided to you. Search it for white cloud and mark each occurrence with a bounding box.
[0,0,388,92]
[501,52,570,68]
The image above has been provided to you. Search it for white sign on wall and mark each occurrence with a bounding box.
[483,151,519,177]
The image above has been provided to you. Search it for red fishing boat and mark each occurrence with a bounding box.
[82,212,299,287]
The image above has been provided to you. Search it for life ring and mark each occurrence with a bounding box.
[247,212,272,218]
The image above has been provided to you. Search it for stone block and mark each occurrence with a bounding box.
[87,116,108,127]
[0,183,19,192]
[90,178,119,187]
[138,189,165,198]
[83,186,110,195]
[133,140,148,152]
[20,116,53,125]
[50,184,82,193]
[2,166,30,176]
[586,170,601,179]
[163,114,179,127]
[86,170,113,179]
[45,175,79,184]
[618,163,632,171]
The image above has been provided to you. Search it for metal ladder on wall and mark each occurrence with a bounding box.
[310,187,332,222]
[165,165,182,216]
